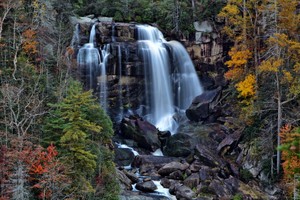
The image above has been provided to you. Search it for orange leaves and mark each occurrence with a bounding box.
[279,124,300,187]
[22,29,38,56]
[235,74,256,99]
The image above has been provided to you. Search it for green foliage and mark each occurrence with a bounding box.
[44,79,119,198]
[69,0,224,36]
[239,168,253,183]
[233,193,243,200]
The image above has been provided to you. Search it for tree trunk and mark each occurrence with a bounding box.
[276,72,282,175]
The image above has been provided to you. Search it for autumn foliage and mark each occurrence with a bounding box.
[22,29,38,56]
[279,124,300,194]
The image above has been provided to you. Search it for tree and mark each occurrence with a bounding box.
[44,80,119,199]
[257,0,300,175]
[279,124,300,196]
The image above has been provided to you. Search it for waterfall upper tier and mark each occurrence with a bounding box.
[76,22,203,134]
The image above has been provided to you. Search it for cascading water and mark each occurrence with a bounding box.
[167,41,203,110]
[77,23,203,134]
[77,24,101,90]
[89,23,97,44]
[137,25,178,134]
[99,44,110,111]
[117,45,124,121]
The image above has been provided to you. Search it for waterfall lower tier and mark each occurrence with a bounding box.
[76,23,203,134]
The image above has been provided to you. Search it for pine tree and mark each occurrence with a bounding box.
[44,80,119,199]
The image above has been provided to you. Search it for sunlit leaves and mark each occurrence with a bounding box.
[258,58,283,73]
[235,74,256,99]
[226,47,252,69]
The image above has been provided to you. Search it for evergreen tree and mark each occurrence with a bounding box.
[44,80,119,199]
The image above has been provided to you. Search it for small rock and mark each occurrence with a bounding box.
[167,170,184,180]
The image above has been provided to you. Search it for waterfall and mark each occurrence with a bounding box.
[137,25,178,133]
[167,41,203,110]
[77,23,203,134]
[77,43,101,90]
[118,45,124,121]
[89,23,96,44]
[99,44,110,111]
[112,23,116,42]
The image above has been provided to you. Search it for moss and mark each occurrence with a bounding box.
[239,168,253,183]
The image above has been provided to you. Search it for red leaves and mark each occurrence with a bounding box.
[29,143,58,176]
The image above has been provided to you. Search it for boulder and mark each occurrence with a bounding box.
[114,147,135,167]
[217,131,242,156]
[132,155,179,169]
[120,116,161,152]
[167,170,184,180]
[163,132,195,157]
[163,123,216,157]
[186,87,222,122]
[194,144,227,169]
[158,161,189,176]
[123,170,139,183]
[199,166,213,181]
[183,173,200,189]
[116,169,133,190]
[208,179,232,198]
[175,185,196,199]
[120,191,169,200]
[135,180,157,193]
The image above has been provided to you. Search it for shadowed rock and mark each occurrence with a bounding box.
[186,86,222,122]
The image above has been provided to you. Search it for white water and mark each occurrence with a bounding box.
[168,41,203,110]
[137,25,203,134]
[137,25,178,134]
[153,181,177,200]
[77,24,203,134]
[99,44,110,111]
[118,45,124,121]
[89,23,97,44]
[77,43,101,89]
[152,148,164,156]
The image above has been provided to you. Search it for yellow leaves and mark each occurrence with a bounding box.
[282,70,293,83]
[235,74,256,99]
[278,0,300,36]
[226,47,252,69]
[293,62,300,73]
[224,47,252,81]
[218,4,240,17]
[258,58,283,73]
